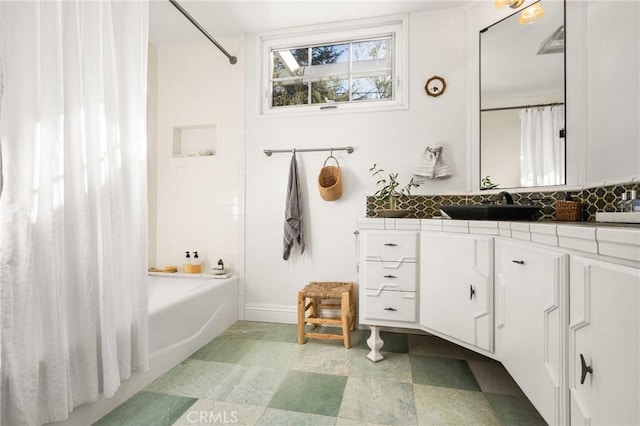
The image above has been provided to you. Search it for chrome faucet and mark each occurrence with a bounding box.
[497,191,514,205]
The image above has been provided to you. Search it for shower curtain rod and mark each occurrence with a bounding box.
[168,0,237,65]
[263,146,354,157]
[481,102,564,112]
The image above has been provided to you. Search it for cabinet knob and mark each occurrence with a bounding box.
[469,284,476,300]
[383,307,397,311]
[384,243,398,247]
[512,260,525,265]
[580,353,593,385]
[383,274,397,279]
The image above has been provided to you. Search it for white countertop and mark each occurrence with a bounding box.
[357,218,640,263]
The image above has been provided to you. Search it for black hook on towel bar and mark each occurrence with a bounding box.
[168,0,238,65]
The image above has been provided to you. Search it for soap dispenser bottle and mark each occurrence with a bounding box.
[192,251,202,274]
[618,192,629,212]
[630,190,640,212]
[184,251,191,273]
[217,259,224,271]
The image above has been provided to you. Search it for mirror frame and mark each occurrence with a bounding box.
[478,0,567,191]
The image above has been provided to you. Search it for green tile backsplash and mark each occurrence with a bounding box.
[366,182,640,221]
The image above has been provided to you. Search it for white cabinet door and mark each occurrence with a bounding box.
[569,256,640,426]
[495,239,568,426]
[420,232,493,351]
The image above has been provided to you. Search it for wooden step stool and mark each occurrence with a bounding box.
[297,282,356,348]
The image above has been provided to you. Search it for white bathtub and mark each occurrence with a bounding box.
[148,273,239,357]
[52,274,239,426]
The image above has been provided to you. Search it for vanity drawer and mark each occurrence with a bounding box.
[363,260,417,292]
[362,289,417,323]
[364,231,418,262]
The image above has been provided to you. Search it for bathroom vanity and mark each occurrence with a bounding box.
[358,218,640,426]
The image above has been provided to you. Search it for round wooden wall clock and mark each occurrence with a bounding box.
[425,76,446,97]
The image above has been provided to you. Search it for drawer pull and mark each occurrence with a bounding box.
[383,274,397,279]
[512,260,525,265]
[384,243,398,247]
[469,284,475,300]
[383,307,397,311]
[580,353,593,384]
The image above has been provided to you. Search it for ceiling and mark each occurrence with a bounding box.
[149,0,476,44]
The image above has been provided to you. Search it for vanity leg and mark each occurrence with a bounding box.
[366,326,384,362]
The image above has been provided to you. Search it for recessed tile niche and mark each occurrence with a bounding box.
[172,124,217,157]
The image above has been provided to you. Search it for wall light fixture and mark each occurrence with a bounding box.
[494,0,545,25]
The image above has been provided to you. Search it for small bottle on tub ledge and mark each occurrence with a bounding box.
[211,259,229,277]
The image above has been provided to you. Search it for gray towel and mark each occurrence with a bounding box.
[283,153,304,260]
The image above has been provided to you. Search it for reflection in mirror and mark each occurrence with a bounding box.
[480,0,565,190]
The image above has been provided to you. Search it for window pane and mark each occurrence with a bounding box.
[351,73,393,101]
[310,44,349,77]
[311,44,348,65]
[311,77,349,104]
[352,39,392,74]
[273,48,308,79]
[273,56,287,78]
[290,48,309,66]
[272,80,309,107]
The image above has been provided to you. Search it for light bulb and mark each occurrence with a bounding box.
[519,3,545,24]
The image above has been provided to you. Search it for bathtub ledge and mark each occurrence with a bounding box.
[148,271,230,279]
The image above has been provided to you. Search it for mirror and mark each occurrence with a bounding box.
[480,1,565,190]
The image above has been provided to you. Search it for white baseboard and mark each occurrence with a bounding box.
[244,303,298,324]
[243,303,373,329]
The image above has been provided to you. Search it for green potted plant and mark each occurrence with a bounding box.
[369,163,418,210]
[481,175,499,190]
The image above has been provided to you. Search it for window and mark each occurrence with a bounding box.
[261,15,408,115]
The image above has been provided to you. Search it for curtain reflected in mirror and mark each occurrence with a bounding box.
[480,0,565,190]
[481,103,564,188]
[520,104,564,186]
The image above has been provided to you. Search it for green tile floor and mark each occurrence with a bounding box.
[94,321,546,426]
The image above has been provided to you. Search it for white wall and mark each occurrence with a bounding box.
[481,109,521,188]
[149,37,246,316]
[244,8,468,322]
[583,1,640,185]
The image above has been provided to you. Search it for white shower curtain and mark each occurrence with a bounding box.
[0,2,149,425]
[519,105,565,187]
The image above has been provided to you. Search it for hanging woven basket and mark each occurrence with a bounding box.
[318,156,342,201]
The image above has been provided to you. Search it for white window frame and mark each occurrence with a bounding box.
[260,14,409,116]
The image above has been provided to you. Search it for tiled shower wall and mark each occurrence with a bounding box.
[366,182,640,221]
[148,38,246,318]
